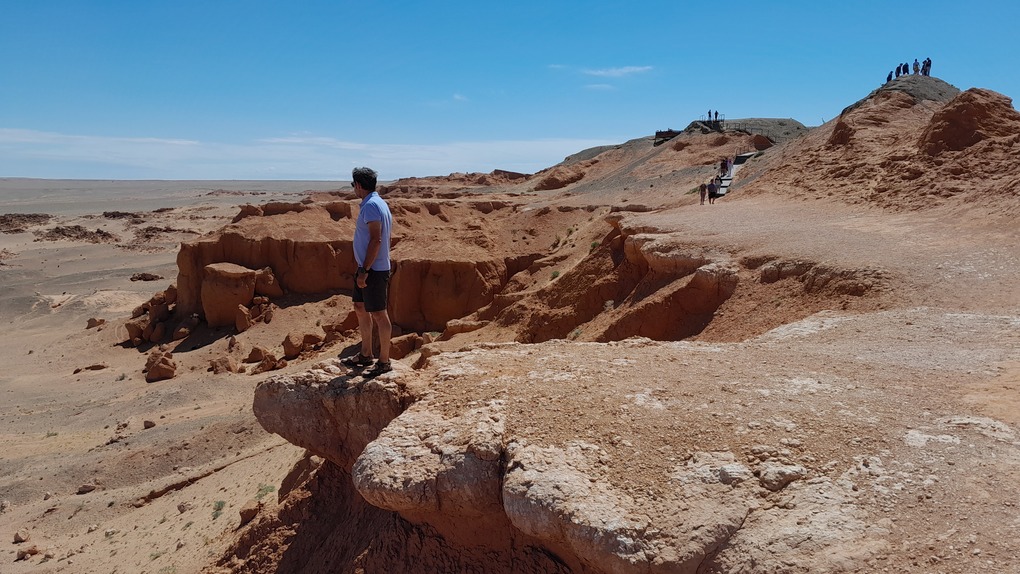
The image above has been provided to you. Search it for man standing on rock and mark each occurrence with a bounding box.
[342,167,394,375]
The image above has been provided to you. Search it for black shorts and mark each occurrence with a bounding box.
[353,269,390,313]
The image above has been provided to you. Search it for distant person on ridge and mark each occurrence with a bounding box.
[913,59,920,74]
[714,110,719,122]
[707,109,712,122]
[887,71,893,83]
[895,64,902,78]
[341,166,394,376]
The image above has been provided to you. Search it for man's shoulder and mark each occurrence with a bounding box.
[361,193,392,219]
[365,192,390,205]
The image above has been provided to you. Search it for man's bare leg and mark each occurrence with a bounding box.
[371,310,392,363]
[354,302,374,359]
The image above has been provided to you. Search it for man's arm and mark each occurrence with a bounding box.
[362,220,383,270]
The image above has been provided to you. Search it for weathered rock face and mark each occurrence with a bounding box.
[253,361,419,472]
[254,266,284,298]
[253,347,891,573]
[919,88,1020,155]
[751,133,773,150]
[352,403,511,547]
[389,258,509,332]
[177,205,355,318]
[201,263,257,328]
[177,203,526,333]
[745,77,1020,214]
[475,227,745,344]
[532,162,589,191]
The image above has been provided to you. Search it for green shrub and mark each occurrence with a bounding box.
[256,484,276,500]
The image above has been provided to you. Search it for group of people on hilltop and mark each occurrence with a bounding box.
[706,109,720,123]
[886,57,933,83]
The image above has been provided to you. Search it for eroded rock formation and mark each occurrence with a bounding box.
[252,343,895,573]
[919,87,1020,155]
[201,263,257,328]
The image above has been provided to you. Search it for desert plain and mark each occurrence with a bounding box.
[1,74,1019,573]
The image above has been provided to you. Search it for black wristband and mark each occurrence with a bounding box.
[357,267,366,274]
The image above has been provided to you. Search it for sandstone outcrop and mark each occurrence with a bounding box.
[388,333,422,360]
[250,355,287,375]
[86,317,106,329]
[174,198,579,339]
[388,258,509,332]
[253,361,420,470]
[176,204,354,318]
[252,338,907,573]
[123,284,179,346]
[282,331,324,359]
[209,355,241,374]
[244,346,272,364]
[201,263,257,328]
[235,304,253,333]
[919,87,1020,155]
[144,346,176,382]
[532,162,589,191]
[254,266,284,298]
[748,75,1020,214]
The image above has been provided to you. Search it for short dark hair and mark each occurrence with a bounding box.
[352,167,377,192]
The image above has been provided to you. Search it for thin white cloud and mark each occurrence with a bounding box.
[583,66,653,78]
[0,128,616,180]
[584,84,616,91]
[453,93,468,102]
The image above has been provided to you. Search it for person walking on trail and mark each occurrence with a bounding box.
[707,180,717,204]
[699,182,707,205]
[341,167,394,376]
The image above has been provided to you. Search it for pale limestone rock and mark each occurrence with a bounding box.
[253,359,415,472]
[758,462,807,491]
[354,402,505,517]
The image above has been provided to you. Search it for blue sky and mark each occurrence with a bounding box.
[2,0,1018,181]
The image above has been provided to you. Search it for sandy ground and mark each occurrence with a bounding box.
[0,181,342,572]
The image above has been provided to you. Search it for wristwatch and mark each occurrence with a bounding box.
[357,267,366,275]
